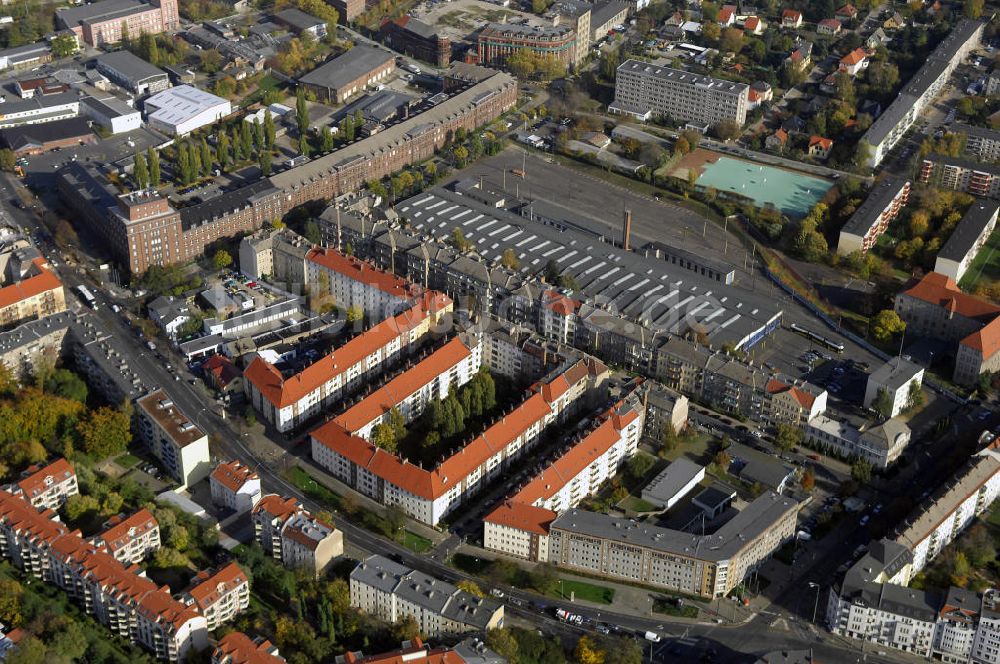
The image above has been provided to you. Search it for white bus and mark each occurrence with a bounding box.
[75,284,98,309]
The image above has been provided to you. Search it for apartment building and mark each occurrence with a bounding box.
[837,177,911,255]
[895,441,1000,574]
[0,255,66,329]
[91,508,160,564]
[210,461,262,514]
[57,65,516,276]
[350,555,504,635]
[545,491,799,598]
[134,390,212,487]
[333,335,482,440]
[279,511,344,576]
[306,248,421,321]
[934,201,1000,282]
[0,489,207,661]
[765,378,827,426]
[183,563,250,631]
[56,0,179,47]
[956,123,1000,162]
[920,155,1000,199]
[643,383,689,439]
[805,416,911,468]
[861,20,984,167]
[610,59,749,126]
[476,24,577,72]
[312,356,608,525]
[379,16,451,67]
[244,290,452,432]
[863,356,924,418]
[8,457,77,510]
[894,272,1000,386]
[212,632,286,664]
[251,494,302,558]
[483,392,645,554]
[238,228,311,288]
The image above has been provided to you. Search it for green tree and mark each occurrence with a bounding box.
[260,149,272,177]
[51,34,79,57]
[451,227,472,252]
[199,138,213,177]
[345,305,363,323]
[870,388,893,420]
[75,406,130,458]
[0,577,23,627]
[218,129,230,171]
[264,109,276,149]
[296,86,309,135]
[299,132,311,157]
[714,449,731,473]
[213,249,233,270]
[321,125,334,152]
[340,116,355,142]
[456,579,485,597]
[486,629,520,664]
[574,635,606,664]
[775,423,803,452]
[951,550,972,587]
[147,146,160,187]
[133,151,148,189]
[45,368,88,402]
[851,458,872,483]
[872,309,906,343]
[372,422,398,452]
[0,149,15,172]
[906,381,925,412]
[64,493,100,522]
[965,0,984,19]
[452,145,469,168]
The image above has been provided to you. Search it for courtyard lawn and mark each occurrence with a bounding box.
[116,453,141,469]
[286,466,341,510]
[959,227,1000,293]
[400,530,433,553]
[653,598,699,618]
[549,579,615,604]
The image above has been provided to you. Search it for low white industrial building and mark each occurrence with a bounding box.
[143,85,232,136]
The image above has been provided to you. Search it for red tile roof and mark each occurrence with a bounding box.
[744,16,761,30]
[841,48,867,66]
[766,378,817,409]
[252,494,301,522]
[16,458,74,501]
[902,272,1000,322]
[346,642,465,664]
[203,354,241,388]
[818,18,841,29]
[334,336,473,433]
[211,460,259,493]
[306,248,421,300]
[809,135,834,149]
[484,501,557,536]
[718,6,735,21]
[187,562,248,610]
[214,632,286,664]
[0,259,62,312]
[542,289,580,316]
[782,9,801,19]
[836,3,858,16]
[96,508,158,555]
[244,291,451,408]
[312,359,600,501]
[772,128,789,144]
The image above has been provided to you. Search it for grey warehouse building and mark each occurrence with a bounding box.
[95,50,170,95]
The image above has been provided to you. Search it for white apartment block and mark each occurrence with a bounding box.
[243,291,453,433]
[183,563,250,631]
[0,489,208,661]
[312,357,607,525]
[8,457,78,510]
[306,248,418,321]
[934,201,1000,283]
[837,177,911,255]
[863,356,924,418]
[279,511,344,577]
[334,335,483,440]
[135,390,212,488]
[540,290,580,345]
[896,443,1000,574]
[210,461,262,513]
[958,124,1000,162]
[251,494,303,559]
[350,555,504,635]
[609,59,749,126]
[92,508,161,565]
[862,20,984,168]
[546,492,799,598]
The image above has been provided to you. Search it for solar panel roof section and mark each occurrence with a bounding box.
[397,187,782,348]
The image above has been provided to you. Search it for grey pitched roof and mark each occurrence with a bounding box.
[937,200,1000,262]
[841,176,910,237]
[299,44,395,91]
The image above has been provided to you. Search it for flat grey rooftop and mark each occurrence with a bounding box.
[299,43,395,91]
[841,176,910,237]
[937,200,1000,262]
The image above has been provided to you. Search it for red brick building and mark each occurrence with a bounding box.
[379,16,451,67]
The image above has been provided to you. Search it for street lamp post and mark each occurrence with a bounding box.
[808,582,821,625]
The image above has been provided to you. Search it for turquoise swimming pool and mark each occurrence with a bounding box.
[694,156,834,217]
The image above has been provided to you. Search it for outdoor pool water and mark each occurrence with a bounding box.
[694,156,834,217]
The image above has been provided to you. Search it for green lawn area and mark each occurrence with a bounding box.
[960,227,1000,292]
[400,530,433,553]
[548,579,615,604]
[116,453,141,469]
[620,495,660,513]
[286,466,342,510]
[653,598,699,618]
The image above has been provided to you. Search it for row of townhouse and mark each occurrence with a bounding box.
[483,390,645,560]
[311,353,610,525]
[250,494,344,577]
[827,539,1000,662]
[0,488,207,661]
[350,554,504,635]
